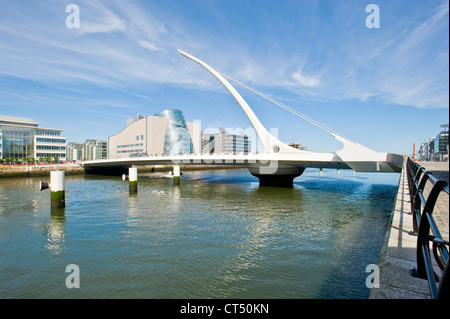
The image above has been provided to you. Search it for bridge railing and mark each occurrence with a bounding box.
[406,157,449,299]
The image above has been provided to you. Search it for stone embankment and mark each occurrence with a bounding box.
[0,163,85,178]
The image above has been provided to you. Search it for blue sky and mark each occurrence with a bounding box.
[0,0,448,155]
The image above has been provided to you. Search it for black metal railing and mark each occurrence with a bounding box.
[406,157,449,299]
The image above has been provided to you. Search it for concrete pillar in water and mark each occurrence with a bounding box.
[129,167,138,194]
[248,166,305,188]
[173,165,180,185]
[50,171,65,208]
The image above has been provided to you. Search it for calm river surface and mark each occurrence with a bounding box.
[0,168,399,299]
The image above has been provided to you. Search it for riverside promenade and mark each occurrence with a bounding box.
[370,160,449,299]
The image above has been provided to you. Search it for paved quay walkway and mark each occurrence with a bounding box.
[370,160,449,299]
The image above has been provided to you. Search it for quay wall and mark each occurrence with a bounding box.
[0,163,248,178]
[0,164,85,178]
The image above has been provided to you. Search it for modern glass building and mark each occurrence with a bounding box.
[108,110,200,159]
[154,109,194,156]
[0,115,66,161]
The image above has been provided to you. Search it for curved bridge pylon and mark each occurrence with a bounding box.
[178,50,403,187]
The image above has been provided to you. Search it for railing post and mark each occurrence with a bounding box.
[412,171,429,234]
[407,157,449,299]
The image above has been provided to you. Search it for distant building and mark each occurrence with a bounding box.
[67,139,107,161]
[288,142,307,151]
[84,139,107,161]
[418,142,430,161]
[108,110,201,159]
[0,115,66,161]
[66,142,84,162]
[434,128,449,162]
[202,128,251,155]
[417,124,448,162]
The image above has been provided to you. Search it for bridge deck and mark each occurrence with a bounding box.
[82,152,403,173]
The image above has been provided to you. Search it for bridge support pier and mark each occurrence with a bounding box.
[248,166,305,188]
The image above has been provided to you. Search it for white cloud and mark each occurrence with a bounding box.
[291,69,321,88]
[138,39,160,51]
[79,12,126,34]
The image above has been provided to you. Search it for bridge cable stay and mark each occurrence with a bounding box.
[115,56,189,154]
[215,70,358,145]
[118,54,258,157]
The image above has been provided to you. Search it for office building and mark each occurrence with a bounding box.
[0,115,66,161]
[67,139,107,161]
[66,142,84,162]
[288,142,307,151]
[433,128,449,161]
[202,128,251,155]
[108,110,201,159]
[418,124,448,162]
[84,139,107,161]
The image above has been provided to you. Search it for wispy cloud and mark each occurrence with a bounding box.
[79,11,126,34]
[0,0,447,111]
[291,69,321,88]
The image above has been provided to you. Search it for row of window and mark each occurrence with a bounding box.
[225,141,250,145]
[117,143,144,149]
[117,149,144,154]
[36,153,66,158]
[36,138,66,144]
[35,130,62,137]
[36,145,66,151]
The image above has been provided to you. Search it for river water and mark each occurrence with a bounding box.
[0,168,399,299]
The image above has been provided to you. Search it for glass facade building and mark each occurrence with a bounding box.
[154,109,194,156]
[0,115,66,161]
[1,126,35,159]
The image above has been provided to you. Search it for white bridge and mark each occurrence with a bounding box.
[83,50,403,187]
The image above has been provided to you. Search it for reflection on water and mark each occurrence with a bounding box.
[44,208,66,255]
[0,168,399,299]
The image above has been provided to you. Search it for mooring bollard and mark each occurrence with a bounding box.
[50,171,65,208]
[122,167,138,194]
[129,167,138,193]
[173,165,180,185]
[40,171,65,208]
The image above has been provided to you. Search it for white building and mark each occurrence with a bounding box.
[0,115,66,161]
[84,139,107,161]
[202,128,251,155]
[108,110,201,159]
[66,139,107,161]
[288,142,307,151]
[66,142,84,162]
